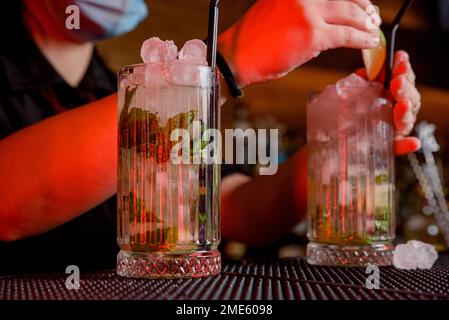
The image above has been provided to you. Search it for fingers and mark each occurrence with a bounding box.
[394,99,415,136]
[390,75,421,111]
[394,136,421,156]
[394,50,409,65]
[392,51,416,85]
[320,0,382,50]
[322,0,380,32]
[390,50,421,155]
[349,0,374,10]
[393,61,416,85]
[324,24,380,49]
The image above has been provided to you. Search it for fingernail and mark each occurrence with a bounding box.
[375,14,382,26]
[397,52,409,63]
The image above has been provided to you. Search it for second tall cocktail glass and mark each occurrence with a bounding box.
[307,75,395,267]
[117,62,221,278]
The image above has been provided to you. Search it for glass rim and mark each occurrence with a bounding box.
[119,62,215,74]
[307,85,390,102]
[309,83,388,93]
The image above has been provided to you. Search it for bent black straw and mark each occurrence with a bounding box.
[384,0,414,89]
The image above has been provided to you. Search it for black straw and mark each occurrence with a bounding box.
[206,0,220,68]
[384,0,414,89]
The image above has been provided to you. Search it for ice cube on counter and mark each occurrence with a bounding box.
[392,240,438,270]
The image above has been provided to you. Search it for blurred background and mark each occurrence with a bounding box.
[97,0,449,260]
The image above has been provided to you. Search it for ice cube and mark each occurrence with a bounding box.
[336,73,369,88]
[308,86,339,135]
[167,60,200,86]
[336,74,370,99]
[393,240,438,270]
[179,39,207,65]
[145,64,168,87]
[141,37,178,64]
[308,73,383,154]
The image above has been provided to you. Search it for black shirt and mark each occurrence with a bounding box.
[0,32,119,273]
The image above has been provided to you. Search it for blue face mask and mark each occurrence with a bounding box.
[43,0,148,41]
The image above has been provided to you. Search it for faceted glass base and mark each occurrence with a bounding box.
[307,242,394,267]
[117,249,221,279]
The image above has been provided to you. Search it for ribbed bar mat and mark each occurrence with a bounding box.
[1,256,448,300]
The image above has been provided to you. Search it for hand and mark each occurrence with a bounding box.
[357,50,421,155]
[218,0,381,87]
[390,50,421,155]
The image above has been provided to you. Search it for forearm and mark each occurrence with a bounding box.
[221,147,307,246]
[0,94,117,241]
